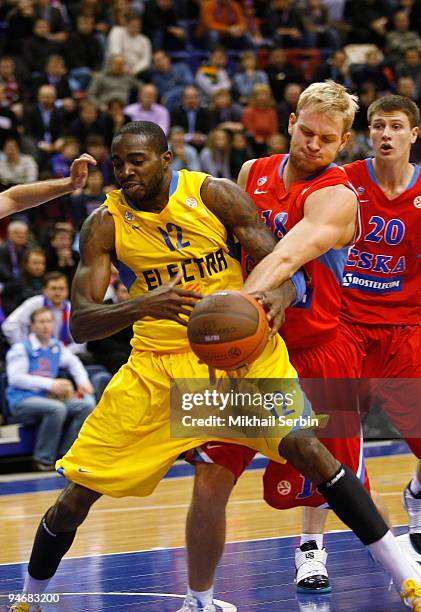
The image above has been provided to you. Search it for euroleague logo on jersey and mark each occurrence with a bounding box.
[276,480,292,496]
[413,195,421,208]
[185,197,198,208]
[257,176,267,186]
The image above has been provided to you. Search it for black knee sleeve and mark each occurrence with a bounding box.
[317,465,388,545]
[28,511,77,580]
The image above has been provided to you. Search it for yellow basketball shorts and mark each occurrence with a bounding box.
[56,335,305,497]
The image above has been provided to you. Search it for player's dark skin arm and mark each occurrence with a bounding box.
[70,207,202,342]
[201,176,297,333]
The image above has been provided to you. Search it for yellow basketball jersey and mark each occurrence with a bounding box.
[103,170,244,352]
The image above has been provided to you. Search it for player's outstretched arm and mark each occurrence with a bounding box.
[70,208,203,342]
[0,153,97,219]
[244,184,358,293]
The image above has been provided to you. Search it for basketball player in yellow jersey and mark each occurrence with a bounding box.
[11,122,418,612]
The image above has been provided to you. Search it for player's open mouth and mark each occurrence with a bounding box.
[380,144,393,151]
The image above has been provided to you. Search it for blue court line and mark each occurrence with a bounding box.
[0,529,410,611]
[0,441,410,496]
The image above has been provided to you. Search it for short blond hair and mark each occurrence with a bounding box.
[296,80,359,134]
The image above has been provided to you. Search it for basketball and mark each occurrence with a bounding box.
[187,290,270,370]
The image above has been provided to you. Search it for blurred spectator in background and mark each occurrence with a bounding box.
[300,0,341,49]
[19,248,47,302]
[87,54,141,109]
[0,56,25,116]
[23,84,65,169]
[32,55,75,114]
[169,126,201,171]
[196,0,250,50]
[396,0,421,31]
[241,83,278,155]
[352,81,377,133]
[350,47,391,94]
[70,169,106,229]
[261,0,305,48]
[266,132,289,155]
[0,139,38,188]
[85,135,114,189]
[107,13,152,78]
[64,14,103,93]
[199,128,232,178]
[5,0,36,56]
[385,9,421,65]
[170,86,210,151]
[265,47,304,103]
[395,46,421,101]
[396,74,420,103]
[0,85,20,150]
[33,0,68,43]
[344,0,393,48]
[311,48,353,88]
[6,307,94,471]
[87,279,133,374]
[69,100,104,149]
[124,83,170,134]
[208,88,243,133]
[149,51,194,110]
[143,0,186,51]
[0,220,29,316]
[69,0,109,36]
[277,82,304,135]
[2,271,86,356]
[336,128,372,165]
[44,226,79,284]
[50,138,79,178]
[233,50,269,105]
[103,98,131,147]
[23,19,60,74]
[229,130,253,180]
[195,46,231,102]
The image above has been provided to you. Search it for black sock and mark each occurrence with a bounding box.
[28,511,76,580]
[317,465,388,545]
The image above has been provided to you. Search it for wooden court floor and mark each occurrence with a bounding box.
[1,452,416,565]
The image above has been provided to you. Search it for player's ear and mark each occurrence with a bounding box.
[162,149,172,167]
[288,113,296,136]
[410,126,419,144]
[338,131,351,151]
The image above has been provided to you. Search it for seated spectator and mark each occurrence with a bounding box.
[6,307,94,471]
[102,98,131,148]
[311,48,353,88]
[195,46,231,102]
[170,86,211,150]
[87,54,141,110]
[5,0,36,57]
[50,137,80,178]
[143,0,187,51]
[350,48,392,94]
[352,82,377,133]
[69,100,104,149]
[266,132,288,155]
[0,56,26,117]
[265,47,305,103]
[396,0,421,31]
[196,0,250,50]
[384,9,421,65]
[261,0,306,48]
[0,86,20,150]
[34,0,68,43]
[19,247,47,302]
[242,83,278,155]
[2,271,85,356]
[64,14,104,93]
[85,135,115,189]
[396,74,420,103]
[124,84,170,135]
[22,18,60,74]
[0,139,38,188]
[169,126,201,171]
[277,82,303,136]
[70,169,107,229]
[344,0,392,48]
[233,51,269,105]
[87,279,132,374]
[208,88,243,133]
[199,128,232,179]
[300,0,342,49]
[107,13,152,78]
[0,220,29,316]
[395,46,421,101]
[229,130,253,180]
[23,84,65,169]
[149,51,194,110]
[32,54,75,114]
[44,226,79,284]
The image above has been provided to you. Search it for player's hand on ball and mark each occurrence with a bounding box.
[252,286,291,339]
[139,269,203,325]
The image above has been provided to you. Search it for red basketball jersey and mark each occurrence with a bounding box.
[244,154,358,349]
[342,158,421,325]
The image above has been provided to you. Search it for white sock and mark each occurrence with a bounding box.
[410,476,421,496]
[368,530,420,588]
[188,586,214,607]
[23,572,51,595]
[300,533,324,549]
